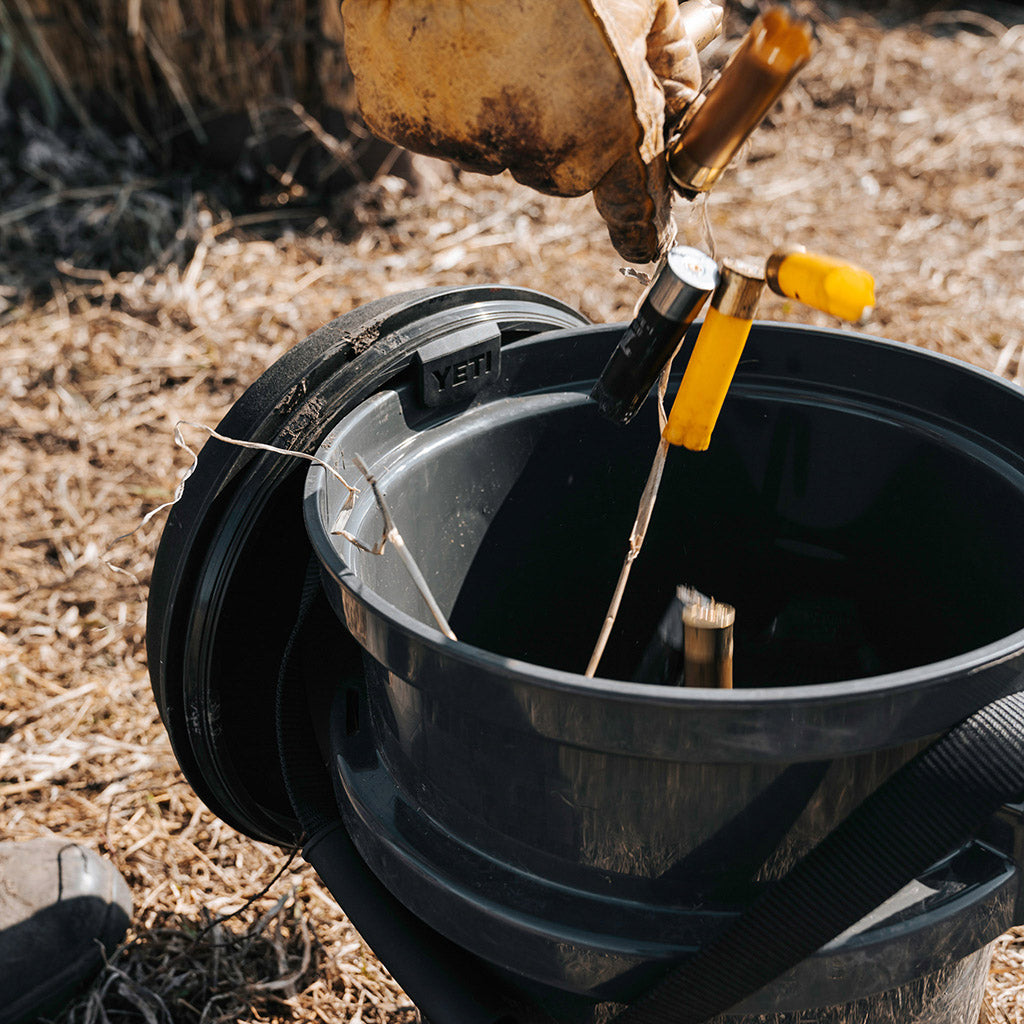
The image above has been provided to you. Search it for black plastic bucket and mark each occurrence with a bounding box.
[304,319,1024,1022]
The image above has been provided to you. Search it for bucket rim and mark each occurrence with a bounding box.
[303,318,1024,721]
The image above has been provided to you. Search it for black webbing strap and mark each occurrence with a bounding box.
[614,689,1024,1024]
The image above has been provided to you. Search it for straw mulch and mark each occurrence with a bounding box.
[2,4,1024,1023]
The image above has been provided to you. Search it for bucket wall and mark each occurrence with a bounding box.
[305,322,1024,1016]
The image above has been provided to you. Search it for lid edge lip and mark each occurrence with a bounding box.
[149,284,588,844]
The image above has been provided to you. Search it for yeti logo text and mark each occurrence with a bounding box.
[432,350,494,390]
[415,325,502,409]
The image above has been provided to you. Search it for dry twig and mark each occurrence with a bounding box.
[586,363,675,678]
[341,454,457,641]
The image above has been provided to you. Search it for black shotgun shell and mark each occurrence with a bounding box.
[591,246,719,425]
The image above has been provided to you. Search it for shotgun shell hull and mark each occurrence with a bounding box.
[682,598,736,689]
[664,260,766,450]
[766,250,875,322]
[668,7,815,199]
[591,247,718,425]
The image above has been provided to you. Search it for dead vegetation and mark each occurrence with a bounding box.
[1,0,352,145]
[2,3,1024,1023]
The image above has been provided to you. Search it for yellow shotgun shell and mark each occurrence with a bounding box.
[765,251,875,321]
[664,260,765,451]
[663,307,754,450]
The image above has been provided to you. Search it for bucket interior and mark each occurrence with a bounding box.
[332,377,1024,687]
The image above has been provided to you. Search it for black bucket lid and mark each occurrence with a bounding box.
[147,285,589,845]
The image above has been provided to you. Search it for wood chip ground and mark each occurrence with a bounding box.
[1,5,1023,1022]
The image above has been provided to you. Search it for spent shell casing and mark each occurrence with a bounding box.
[591,247,719,426]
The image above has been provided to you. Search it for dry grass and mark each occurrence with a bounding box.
[2,0,352,143]
[986,929,1024,1024]
[2,4,1024,1022]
